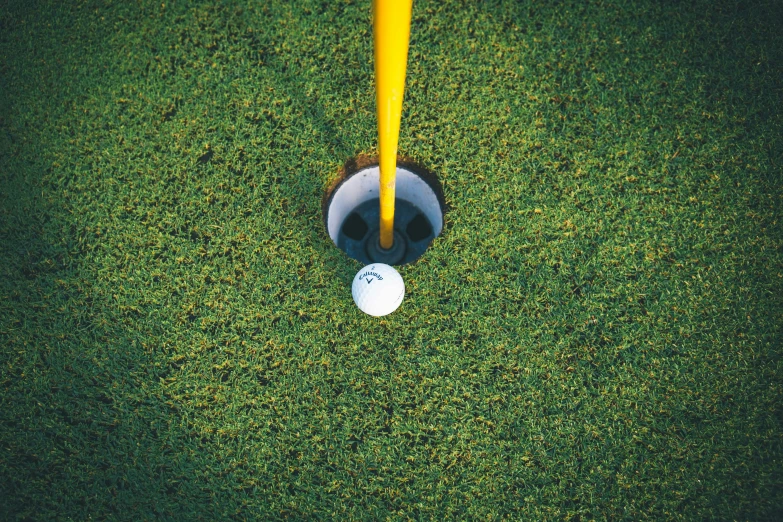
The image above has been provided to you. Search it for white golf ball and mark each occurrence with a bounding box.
[352,263,405,317]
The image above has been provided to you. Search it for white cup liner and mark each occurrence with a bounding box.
[326,165,443,245]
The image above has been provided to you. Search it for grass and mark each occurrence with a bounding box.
[1,0,781,519]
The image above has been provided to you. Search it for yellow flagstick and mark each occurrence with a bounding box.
[373,0,413,250]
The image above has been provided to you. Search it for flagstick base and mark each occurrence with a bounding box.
[366,229,406,265]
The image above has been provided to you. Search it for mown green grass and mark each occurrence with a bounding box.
[1,0,781,519]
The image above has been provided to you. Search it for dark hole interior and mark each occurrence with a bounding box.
[342,212,368,240]
[406,213,433,242]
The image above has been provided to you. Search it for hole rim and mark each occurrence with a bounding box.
[322,155,447,265]
[322,154,447,238]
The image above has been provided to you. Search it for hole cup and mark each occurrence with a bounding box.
[323,156,445,265]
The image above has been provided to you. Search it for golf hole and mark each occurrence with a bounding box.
[323,155,445,265]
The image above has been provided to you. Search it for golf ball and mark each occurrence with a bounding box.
[352,263,405,317]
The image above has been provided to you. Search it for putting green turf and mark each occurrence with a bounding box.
[1,0,781,519]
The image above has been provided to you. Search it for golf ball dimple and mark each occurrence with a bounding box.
[352,263,405,317]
